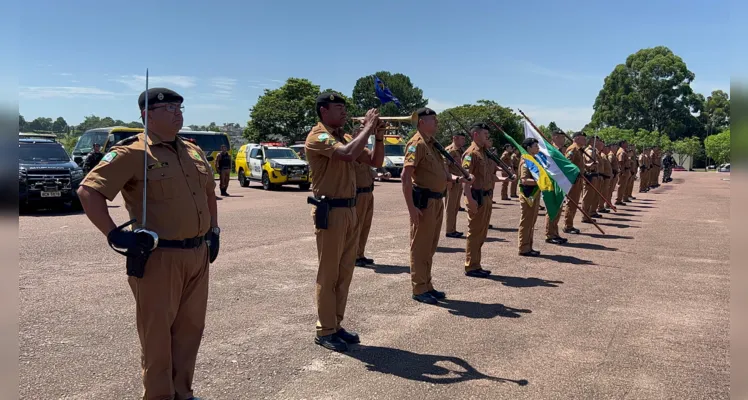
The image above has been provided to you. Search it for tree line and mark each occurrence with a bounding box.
[244,46,729,167]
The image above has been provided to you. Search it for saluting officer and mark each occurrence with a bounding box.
[77,87,220,400]
[403,107,468,304]
[444,130,467,238]
[544,130,567,244]
[462,123,506,278]
[562,132,589,235]
[304,92,383,352]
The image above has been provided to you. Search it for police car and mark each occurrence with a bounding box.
[234,142,311,190]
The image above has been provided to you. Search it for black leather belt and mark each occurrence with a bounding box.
[356,184,374,194]
[158,236,205,249]
[415,186,445,199]
[471,188,493,197]
[326,197,357,208]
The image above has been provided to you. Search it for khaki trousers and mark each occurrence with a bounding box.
[464,194,492,271]
[626,172,636,198]
[608,174,619,205]
[354,191,374,258]
[616,171,630,203]
[639,168,649,191]
[582,176,600,220]
[219,169,230,190]
[410,197,444,295]
[445,182,462,234]
[545,203,562,239]
[128,245,210,400]
[500,180,510,199]
[314,207,358,337]
[519,190,541,253]
[563,179,583,230]
[510,176,519,197]
[597,178,610,211]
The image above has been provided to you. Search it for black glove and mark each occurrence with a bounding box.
[108,229,139,250]
[206,231,219,263]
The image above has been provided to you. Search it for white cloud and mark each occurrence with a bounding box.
[509,104,593,131]
[113,75,197,91]
[19,86,123,99]
[211,77,237,91]
[427,98,460,112]
[56,72,73,77]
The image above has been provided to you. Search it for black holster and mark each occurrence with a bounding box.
[412,187,429,209]
[126,251,151,278]
[470,189,484,207]
[520,184,535,198]
[307,196,330,229]
[107,219,156,279]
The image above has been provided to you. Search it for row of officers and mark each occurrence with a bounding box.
[304,92,672,352]
[75,87,674,398]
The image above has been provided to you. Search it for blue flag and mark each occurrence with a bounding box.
[374,76,402,108]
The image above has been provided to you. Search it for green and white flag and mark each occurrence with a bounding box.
[522,121,580,195]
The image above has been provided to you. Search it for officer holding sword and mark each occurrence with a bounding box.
[77,82,219,400]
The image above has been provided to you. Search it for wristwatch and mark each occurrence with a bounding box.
[211,227,221,235]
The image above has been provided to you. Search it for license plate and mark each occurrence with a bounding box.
[41,191,61,197]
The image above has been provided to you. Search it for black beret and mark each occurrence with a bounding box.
[552,130,564,136]
[138,87,183,109]
[452,131,466,137]
[470,122,490,131]
[608,141,619,147]
[572,131,586,138]
[522,137,539,149]
[316,91,346,106]
[416,107,436,117]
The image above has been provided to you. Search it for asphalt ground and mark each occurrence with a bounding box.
[19,171,730,399]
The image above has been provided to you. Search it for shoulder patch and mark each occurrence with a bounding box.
[407,145,416,153]
[190,149,203,161]
[101,151,117,163]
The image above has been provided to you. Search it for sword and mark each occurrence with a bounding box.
[134,68,159,249]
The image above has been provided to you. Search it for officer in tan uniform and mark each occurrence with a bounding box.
[510,148,520,198]
[499,144,514,200]
[444,131,467,238]
[626,144,638,201]
[650,147,661,189]
[518,137,543,256]
[562,132,589,234]
[545,130,567,244]
[351,123,383,267]
[615,140,630,205]
[304,92,384,352]
[596,143,613,214]
[462,123,511,278]
[581,136,602,223]
[402,107,469,304]
[486,139,499,206]
[77,87,219,400]
[605,142,620,209]
[638,147,651,193]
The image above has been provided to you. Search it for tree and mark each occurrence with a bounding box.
[701,89,730,134]
[351,71,427,117]
[28,117,53,132]
[547,121,559,132]
[590,46,704,140]
[436,100,522,148]
[243,78,321,143]
[704,129,730,165]
[672,136,703,166]
[19,115,27,132]
[51,117,69,133]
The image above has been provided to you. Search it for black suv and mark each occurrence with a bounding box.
[19,138,85,211]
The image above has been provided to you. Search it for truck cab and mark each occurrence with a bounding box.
[368,134,406,178]
[234,142,311,190]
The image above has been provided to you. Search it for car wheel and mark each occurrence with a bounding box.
[262,172,272,190]
[238,169,249,187]
[299,183,310,191]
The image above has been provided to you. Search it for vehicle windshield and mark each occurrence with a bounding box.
[384,144,405,157]
[74,132,108,154]
[265,148,299,159]
[178,133,230,153]
[19,144,71,162]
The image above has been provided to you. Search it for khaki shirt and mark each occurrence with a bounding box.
[608,150,620,173]
[565,143,585,173]
[600,152,612,177]
[305,122,357,199]
[81,133,215,241]
[616,148,629,172]
[585,146,599,173]
[444,143,464,176]
[403,132,448,193]
[462,142,494,191]
[651,150,660,167]
[511,153,520,169]
[639,153,650,169]
[354,161,374,189]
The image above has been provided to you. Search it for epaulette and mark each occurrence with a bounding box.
[113,135,140,148]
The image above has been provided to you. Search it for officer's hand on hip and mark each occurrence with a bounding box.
[108,229,139,250]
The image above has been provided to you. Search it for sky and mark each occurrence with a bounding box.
[12,0,731,131]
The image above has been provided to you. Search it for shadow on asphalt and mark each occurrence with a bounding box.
[596,222,640,229]
[536,254,594,265]
[357,264,409,274]
[559,242,617,252]
[489,226,518,233]
[601,216,638,223]
[488,275,563,288]
[436,246,464,253]
[485,237,506,243]
[578,233,634,240]
[345,345,529,386]
[436,299,531,319]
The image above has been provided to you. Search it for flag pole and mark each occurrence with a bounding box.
[517,109,618,213]
[487,119,605,235]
